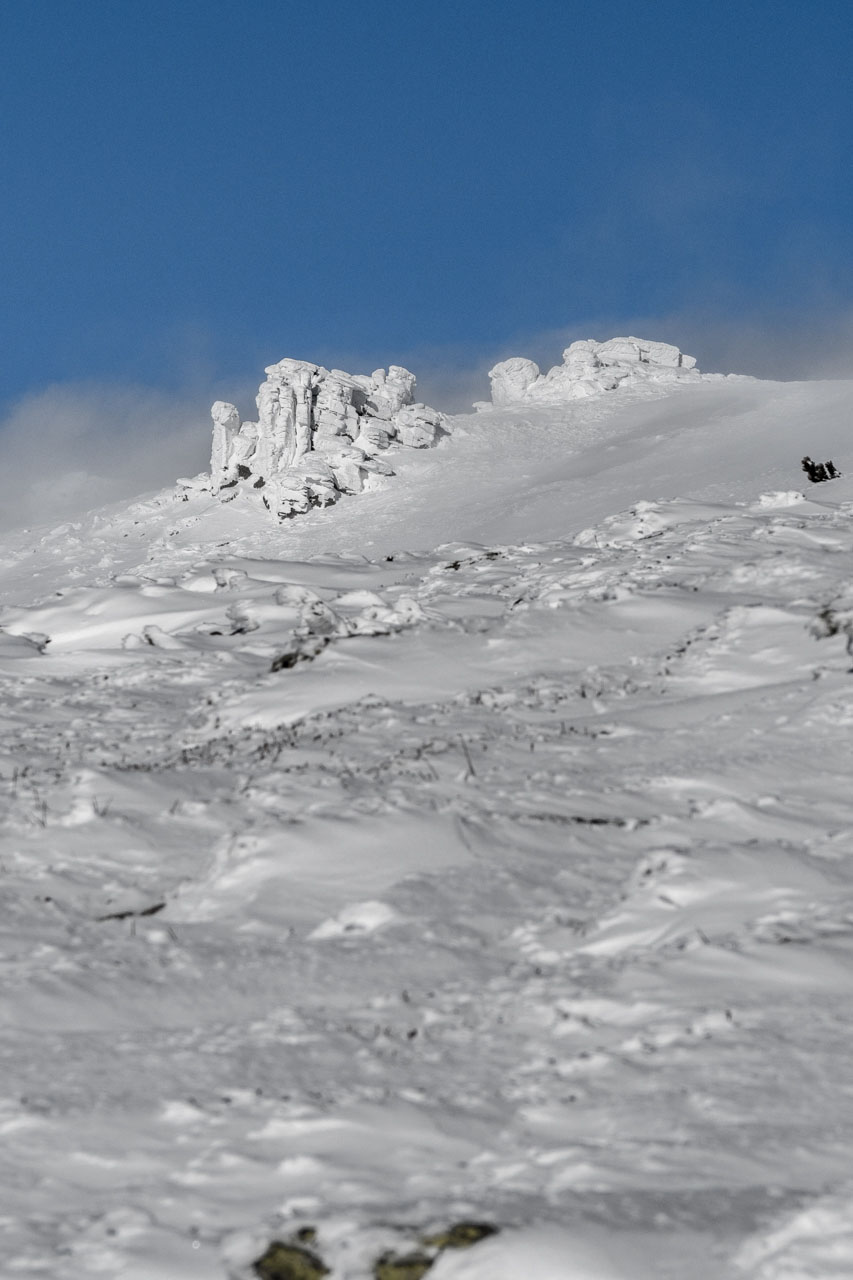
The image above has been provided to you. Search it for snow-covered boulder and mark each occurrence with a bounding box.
[488,356,541,406]
[205,358,447,519]
[486,336,699,407]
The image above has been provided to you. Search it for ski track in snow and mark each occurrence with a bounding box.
[1,377,853,1276]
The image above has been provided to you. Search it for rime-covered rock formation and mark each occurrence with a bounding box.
[484,337,699,407]
[182,338,706,515]
[205,359,445,519]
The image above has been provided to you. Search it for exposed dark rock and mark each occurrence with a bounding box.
[373,1252,433,1280]
[252,1239,329,1280]
[421,1221,498,1249]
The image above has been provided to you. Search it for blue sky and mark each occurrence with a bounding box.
[2,0,853,447]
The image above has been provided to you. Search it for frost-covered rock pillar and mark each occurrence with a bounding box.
[293,364,314,462]
[210,401,243,493]
[254,358,319,477]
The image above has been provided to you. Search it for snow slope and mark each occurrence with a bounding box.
[1,368,853,1278]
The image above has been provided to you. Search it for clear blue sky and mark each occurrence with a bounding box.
[2,0,853,411]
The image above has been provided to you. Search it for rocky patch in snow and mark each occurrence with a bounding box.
[483,336,700,407]
[192,359,446,520]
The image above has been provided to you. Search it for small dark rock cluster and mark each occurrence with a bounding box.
[252,1221,498,1280]
[801,456,841,483]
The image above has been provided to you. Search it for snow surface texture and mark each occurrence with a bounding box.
[485,336,701,408]
[1,347,853,1277]
[199,358,445,520]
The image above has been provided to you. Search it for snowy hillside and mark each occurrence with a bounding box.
[1,343,853,1279]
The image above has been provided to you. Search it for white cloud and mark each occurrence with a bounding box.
[0,381,212,531]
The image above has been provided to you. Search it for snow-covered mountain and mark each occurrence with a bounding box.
[1,340,853,1279]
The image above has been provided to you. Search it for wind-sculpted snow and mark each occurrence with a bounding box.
[3,449,853,1275]
[198,358,445,520]
[484,336,703,407]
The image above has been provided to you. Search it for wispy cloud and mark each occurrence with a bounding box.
[0,382,213,531]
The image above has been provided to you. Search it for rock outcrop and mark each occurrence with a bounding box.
[485,337,699,407]
[206,359,445,519]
